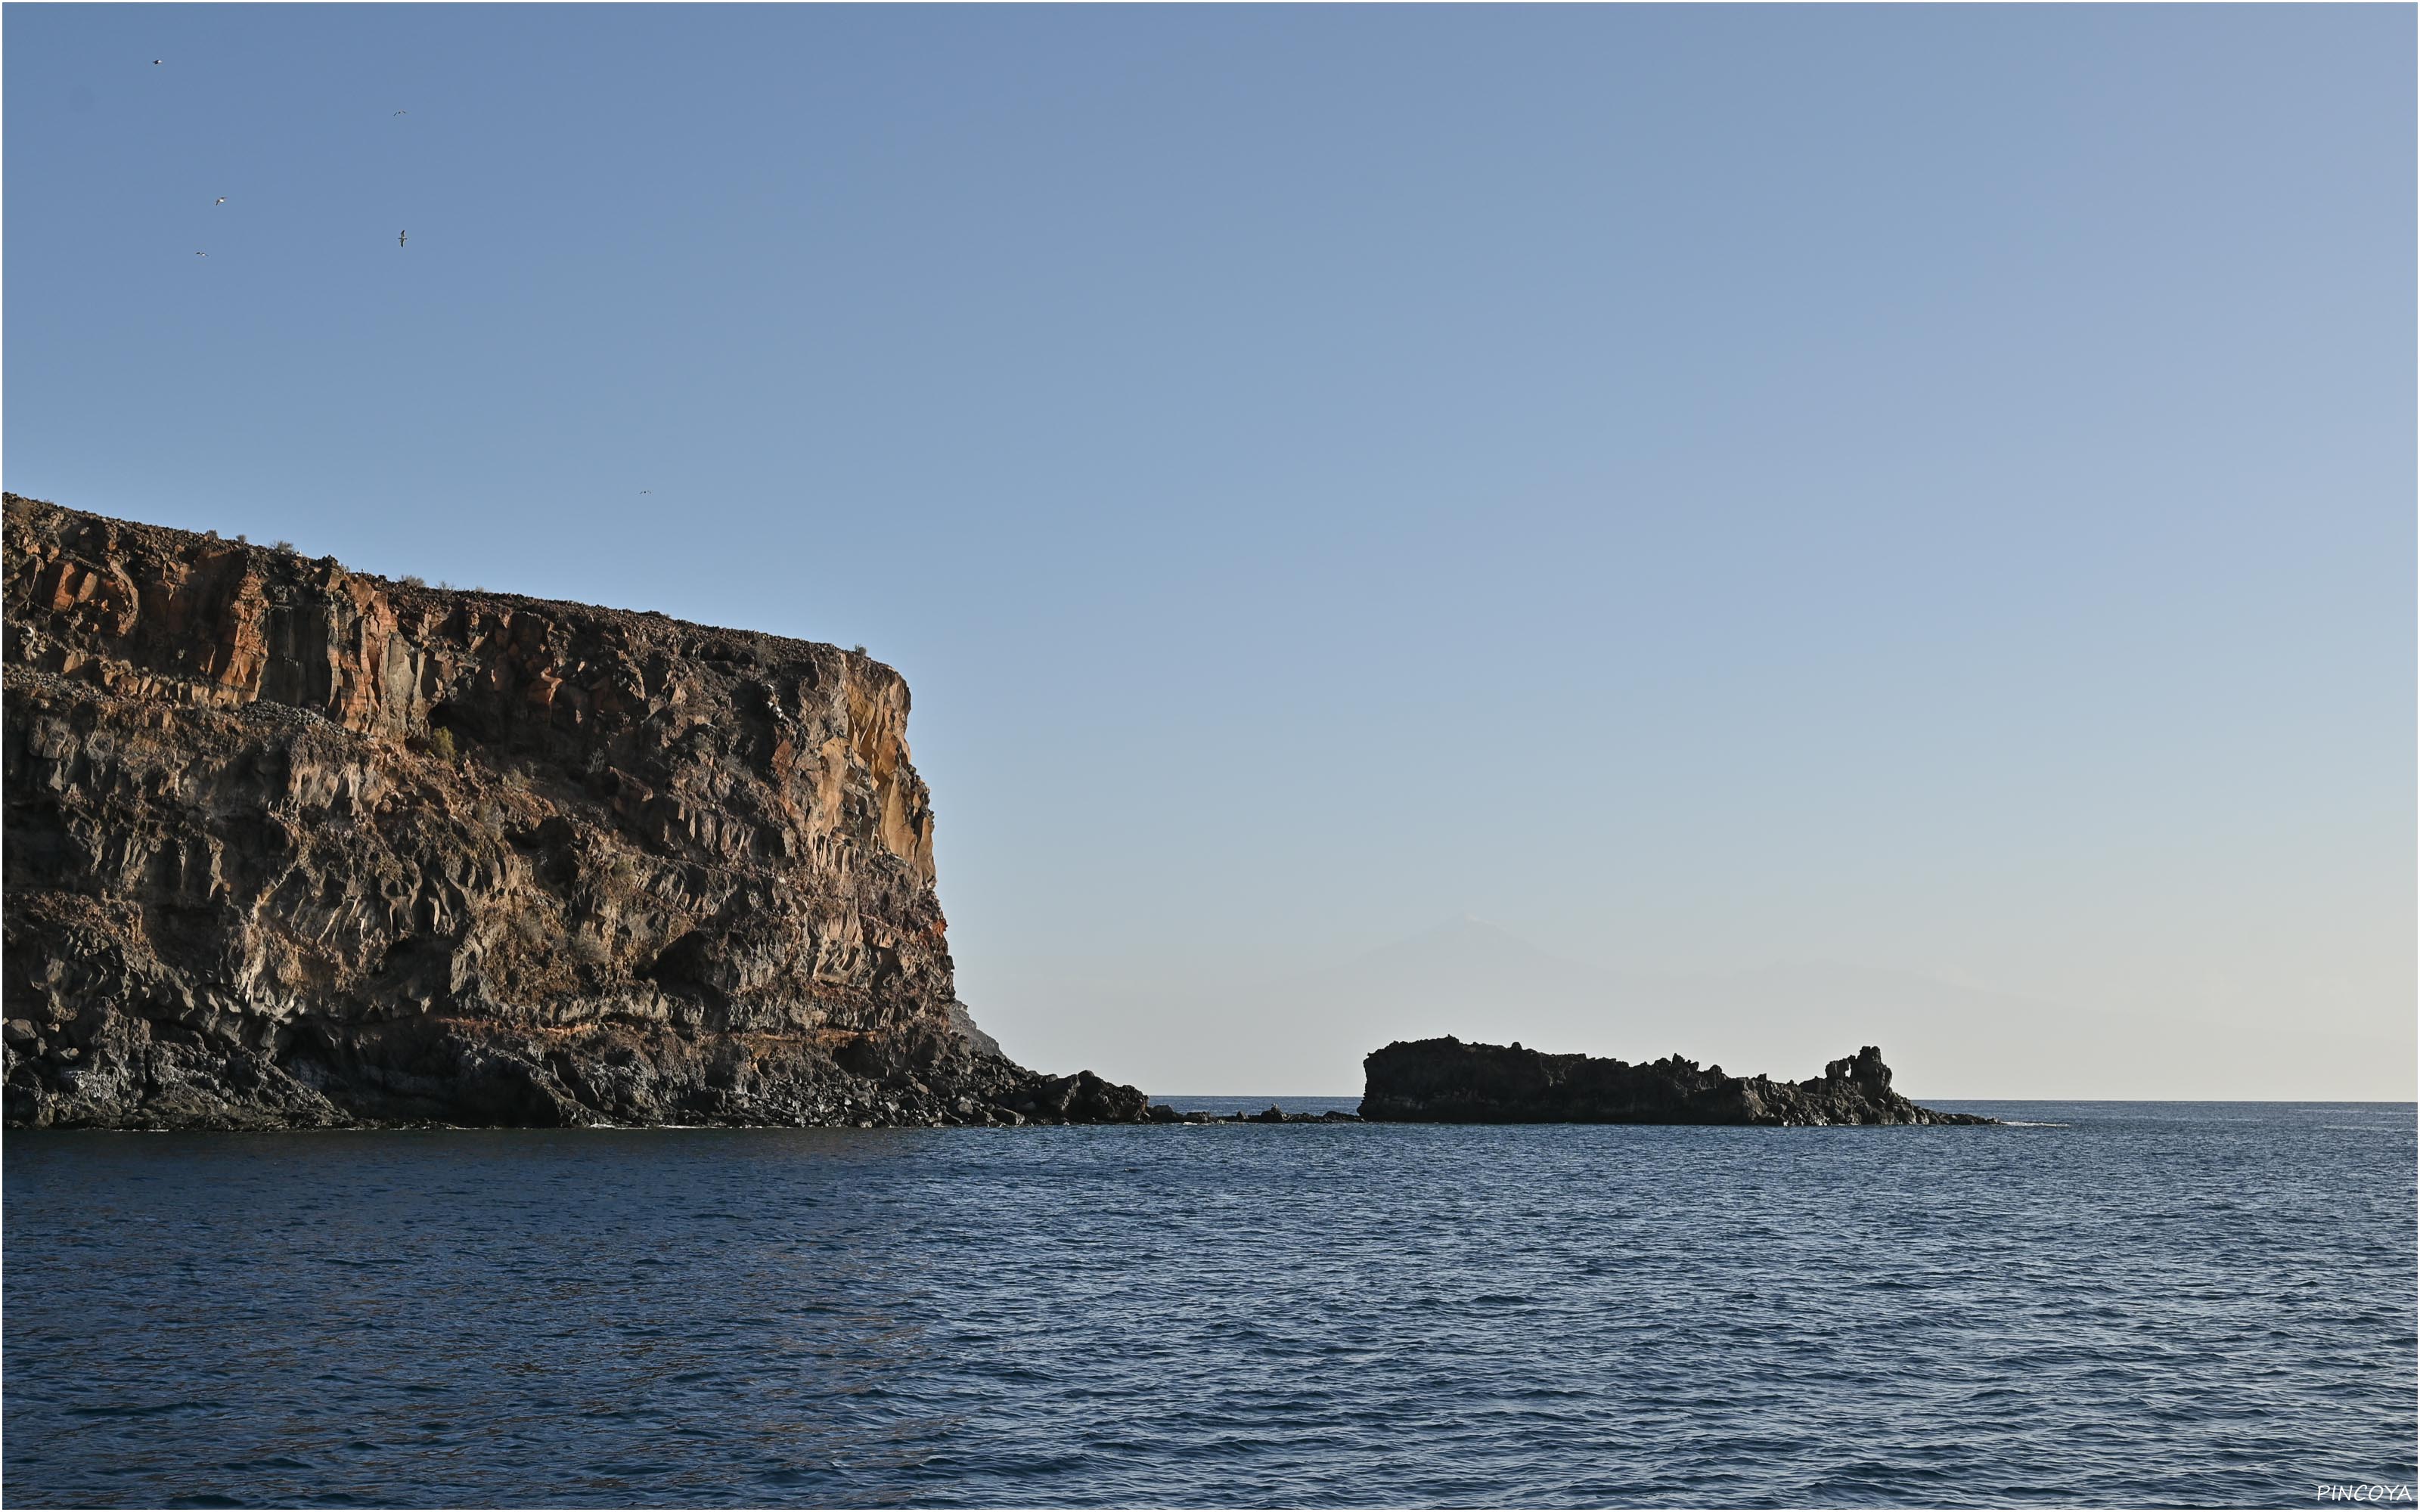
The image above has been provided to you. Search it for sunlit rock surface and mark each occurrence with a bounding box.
[2,493,1146,1129]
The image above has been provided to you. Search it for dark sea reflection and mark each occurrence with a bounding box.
[5,1103,2415,1507]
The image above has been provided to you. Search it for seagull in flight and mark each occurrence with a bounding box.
[213,197,226,206]
[398,229,408,248]
[194,251,207,258]
[393,110,408,116]
[640,490,653,495]
[152,59,162,66]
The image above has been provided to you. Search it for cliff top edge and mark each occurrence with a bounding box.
[3,491,903,686]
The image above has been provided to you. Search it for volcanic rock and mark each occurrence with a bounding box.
[2,494,1146,1129]
[1357,1038,1993,1125]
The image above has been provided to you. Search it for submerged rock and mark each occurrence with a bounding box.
[1358,1039,1994,1126]
[2,494,1146,1130]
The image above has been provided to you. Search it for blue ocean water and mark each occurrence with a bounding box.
[4,1101,2412,1508]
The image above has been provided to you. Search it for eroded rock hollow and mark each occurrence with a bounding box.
[2,494,1145,1129]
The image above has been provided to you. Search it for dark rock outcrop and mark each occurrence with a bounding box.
[1142,1102,1361,1125]
[1237,1104,1361,1123]
[2,494,1147,1129]
[1358,1038,1994,1125]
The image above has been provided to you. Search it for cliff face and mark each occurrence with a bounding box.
[2,494,1143,1129]
[1358,1040,1993,1126]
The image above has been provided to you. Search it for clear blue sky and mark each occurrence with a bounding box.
[8,5,2412,1097]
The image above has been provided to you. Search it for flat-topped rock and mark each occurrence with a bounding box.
[1358,1039,1994,1126]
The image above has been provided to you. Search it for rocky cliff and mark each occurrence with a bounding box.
[1358,1039,1993,1125]
[2,494,1146,1129]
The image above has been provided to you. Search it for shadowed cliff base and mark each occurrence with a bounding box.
[1360,1039,1996,1125]
[2,494,1149,1129]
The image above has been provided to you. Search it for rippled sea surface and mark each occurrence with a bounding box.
[5,1101,2413,1507]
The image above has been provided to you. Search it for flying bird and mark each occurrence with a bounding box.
[213,197,226,206]
[398,230,408,248]
[152,59,162,66]
[194,251,206,258]
[393,110,408,116]
[640,490,652,495]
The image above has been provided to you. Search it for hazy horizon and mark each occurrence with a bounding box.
[988,914,2416,1102]
[7,6,2412,1101]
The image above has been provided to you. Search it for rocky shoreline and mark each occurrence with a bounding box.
[2,494,1159,1131]
[2,494,1993,1135]
[1150,1105,1364,1125]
